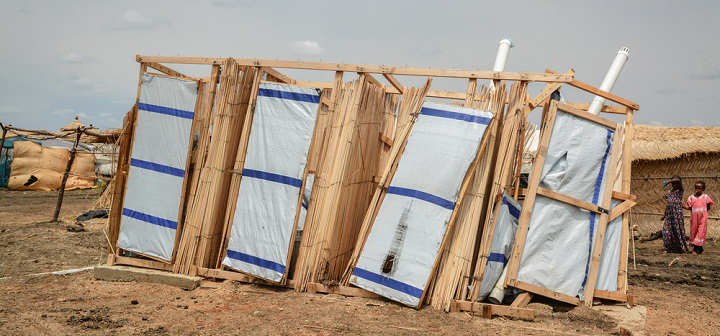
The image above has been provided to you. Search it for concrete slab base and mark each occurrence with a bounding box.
[94,266,202,290]
[598,305,647,336]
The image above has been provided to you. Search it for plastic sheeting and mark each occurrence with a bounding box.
[223,83,319,282]
[516,110,616,300]
[117,74,198,262]
[596,200,622,291]
[350,102,493,306]
[478,194,520,301]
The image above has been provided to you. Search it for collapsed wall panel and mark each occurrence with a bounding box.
[477,194,520,301]
[515,110,616,300]
[222,83,319,282]
[117,74,198,261]
[349,102,492,307]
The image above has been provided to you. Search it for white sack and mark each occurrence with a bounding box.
[350,102,492,306]
[223,83,319,282]
[478,194,520,301]
[516,110,616,300]
[117,74,197,261]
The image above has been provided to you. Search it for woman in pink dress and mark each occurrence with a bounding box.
[684,181,714,255]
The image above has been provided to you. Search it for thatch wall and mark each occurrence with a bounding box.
[631,125,720,239]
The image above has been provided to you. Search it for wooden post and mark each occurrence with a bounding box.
[617,108,634,293]
[0,123,7,161]
[52,127,82,222]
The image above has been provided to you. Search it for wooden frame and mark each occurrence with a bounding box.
[504,101,635,306]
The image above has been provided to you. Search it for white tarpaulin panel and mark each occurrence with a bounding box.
[222,83,319,282]
[118,74,197,261]
[517,111,616,300]
[350,102,492,306]
[478,194,520,301]
[596,200,622,291]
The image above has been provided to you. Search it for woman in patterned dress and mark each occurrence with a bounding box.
[660,176,688,253]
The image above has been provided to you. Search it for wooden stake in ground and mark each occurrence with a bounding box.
[52,127,83,222]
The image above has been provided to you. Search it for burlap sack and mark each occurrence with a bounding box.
[8,141,95,191]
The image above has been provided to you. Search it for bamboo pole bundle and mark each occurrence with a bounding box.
[340,78,433,285]
[106,105,137,250]
[174,60,260,274]
[293,77,372,291]
[467,81,530,302]
[426,85,508,311]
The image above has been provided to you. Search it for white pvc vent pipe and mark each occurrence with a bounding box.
[587,47,630,115]
[493,39,514,72]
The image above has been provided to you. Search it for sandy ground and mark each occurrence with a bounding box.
[1,189,718,335]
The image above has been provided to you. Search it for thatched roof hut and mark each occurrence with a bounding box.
[631,125,720,239]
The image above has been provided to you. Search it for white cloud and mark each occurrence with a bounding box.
[289,40,325,55]
[210,0,255,8]
[690,119,704,126]
[648,120,663,126]
[106,10,170,31]
[57,50,94,64]
[78,112,89,119]
[0,106,22,114]
[51,108,75,116]
[68,74,111,92]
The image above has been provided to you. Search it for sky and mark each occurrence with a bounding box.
[0,0,718,131]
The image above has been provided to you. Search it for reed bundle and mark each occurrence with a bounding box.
[174,60,260,273]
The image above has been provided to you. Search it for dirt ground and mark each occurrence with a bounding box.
[1,189,719,335]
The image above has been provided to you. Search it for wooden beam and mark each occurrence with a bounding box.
[508,280,581,306]
[569,79,639,110]
[379,132,393,147]
[563,102,627,114]
[528,69,574,109]
[382,74,404,93]
[609,199,636,222]
[145,62,192,79]
[536,187,604,214]
[451,301,536,319]
[261,67,297,84]
[618,108,635,294]
[307,283,381,298]
[593,289,630,302]
[557,102,617,129]
[195,267,293,287]
[464,78,477,107]
[511,292,534,308]
[361,72,383,87]
[113,255,174,271]
[136,56,574,82]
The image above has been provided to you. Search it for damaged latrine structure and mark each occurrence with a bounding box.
[105,53,639,318]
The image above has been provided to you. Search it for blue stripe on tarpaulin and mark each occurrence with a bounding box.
[582,129,613,289]
[138,102,194,120]
[487,253,507,265]
[130,158,186,178]
[420,107,492,125]
[122,208,178,230]
[386,186,455,210]
[352,267,424,299]
[257,88,321,104]
[502,196,521,219]
[226,250,286,274]
[242,168,303,188]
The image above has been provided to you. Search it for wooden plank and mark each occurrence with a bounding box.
[195,267,293,287]
[569,79,639,110]
[382,74,404,93]
[261,67,296,84]
[609,199,636,222]
[510,292,533,308]
[307,283,381,299]
[593,289,629,302]
[464,78,477,107]
[509,280,581,306]
[114,255,174,271]
[452,301,536,319]
[618,108,634,294]
[136,56,574,82]
[505,101,559,283]
[145,62,193,79]
[361,72,383,87]
[583,125,624,307]
[557,102,617,129]
[563,102,627,114]
[379,132,393,147]
[536,187,603,214]
[529,82,562,109]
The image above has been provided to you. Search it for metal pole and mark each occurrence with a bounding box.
[52,127,82,222]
